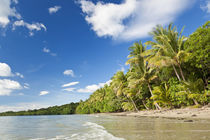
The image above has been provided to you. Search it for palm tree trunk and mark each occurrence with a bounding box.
[147,83,161,110]
[142,100,149,110]
[172,64,181,81]
[193,99,199,105]
[130,97,139,112]
[188,90,199,105]
[177,63,186,81]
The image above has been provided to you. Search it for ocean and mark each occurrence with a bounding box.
[0,115,209,140]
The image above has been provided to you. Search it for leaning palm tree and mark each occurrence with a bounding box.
[111,71,139,111]
[136,62,162,110]
[143,24,188,81]
[126,42,161,110]
[179,79,207,105]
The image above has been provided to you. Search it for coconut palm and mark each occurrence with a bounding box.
[126,42,161,110]
[144,24,188,81]
[179,79,207,105]
[126,41,146,67]
[151,83,172,108]
[111,71,139,111]
[135,62,162,110]
[111,71,127,96]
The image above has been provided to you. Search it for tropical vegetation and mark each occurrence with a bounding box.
[76,21,210,113]
[0,102,79,116]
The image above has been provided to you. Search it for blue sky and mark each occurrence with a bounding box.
[0,0,209,112]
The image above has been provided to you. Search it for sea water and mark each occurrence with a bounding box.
[0,115,209,140]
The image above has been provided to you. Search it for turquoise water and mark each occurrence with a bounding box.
[0,115,209,140]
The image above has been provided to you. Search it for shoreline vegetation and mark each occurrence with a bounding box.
[1,21,209,119]
[0,103,78,116]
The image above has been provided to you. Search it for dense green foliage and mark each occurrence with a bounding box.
[76,85,123,114]
[76,21,210,113]
[0,102,79,116]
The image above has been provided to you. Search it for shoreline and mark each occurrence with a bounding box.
[94,105,210,120]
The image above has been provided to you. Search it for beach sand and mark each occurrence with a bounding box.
[95,105,210,120]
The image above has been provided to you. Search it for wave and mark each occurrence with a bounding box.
[30,122,124,140]
[75,121,125,140]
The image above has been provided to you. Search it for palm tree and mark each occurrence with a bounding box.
[126,41,146,67]
[127,67,150,110]
[179,79,207,105]
[151,83,172,108]
[111,71,139,111]
[126,42,161,110]
[136,62,162,110]
[144,24,188,81]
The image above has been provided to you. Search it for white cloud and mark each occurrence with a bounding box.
[0,0,46,36]
[13,20,47,36]
[42,47,57,56]
[0,79,22,96]
[0,62,13,77]
[0,0,20,27]
[48,6,61,14]
[15,72,24,78]
[201,0,210,13]
[79,0,193,40]
[0,62,25,79]
[62,81,79,87]
[23,83,29,89]
[39,90,49,96]
[63,69,74,77]
[43,47,50,53]
[63,87,75,92]
[77,80,111,93]
[0,103,50,112]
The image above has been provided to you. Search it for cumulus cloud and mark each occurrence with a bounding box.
[48,6,61,14]
[0,0,46,35]
[79,0,193,40]
[0,79,22,96]
[77,80,111,93]
[0,0,21,27]
[62,81,79,87]
[39,90,49,96]
[63,69,74,77]
[0,62,24,78]
[43,47,57,56]
[0,62,13,77]
[201,0,210,13]
[13,20,47,36]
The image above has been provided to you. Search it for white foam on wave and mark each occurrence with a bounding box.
[30,135,70,140]
[70,121,124,140]
[30,122,124,140]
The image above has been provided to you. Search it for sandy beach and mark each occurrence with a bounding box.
[95,105,210,120]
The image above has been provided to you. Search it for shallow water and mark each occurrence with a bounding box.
[0,115,209,140]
